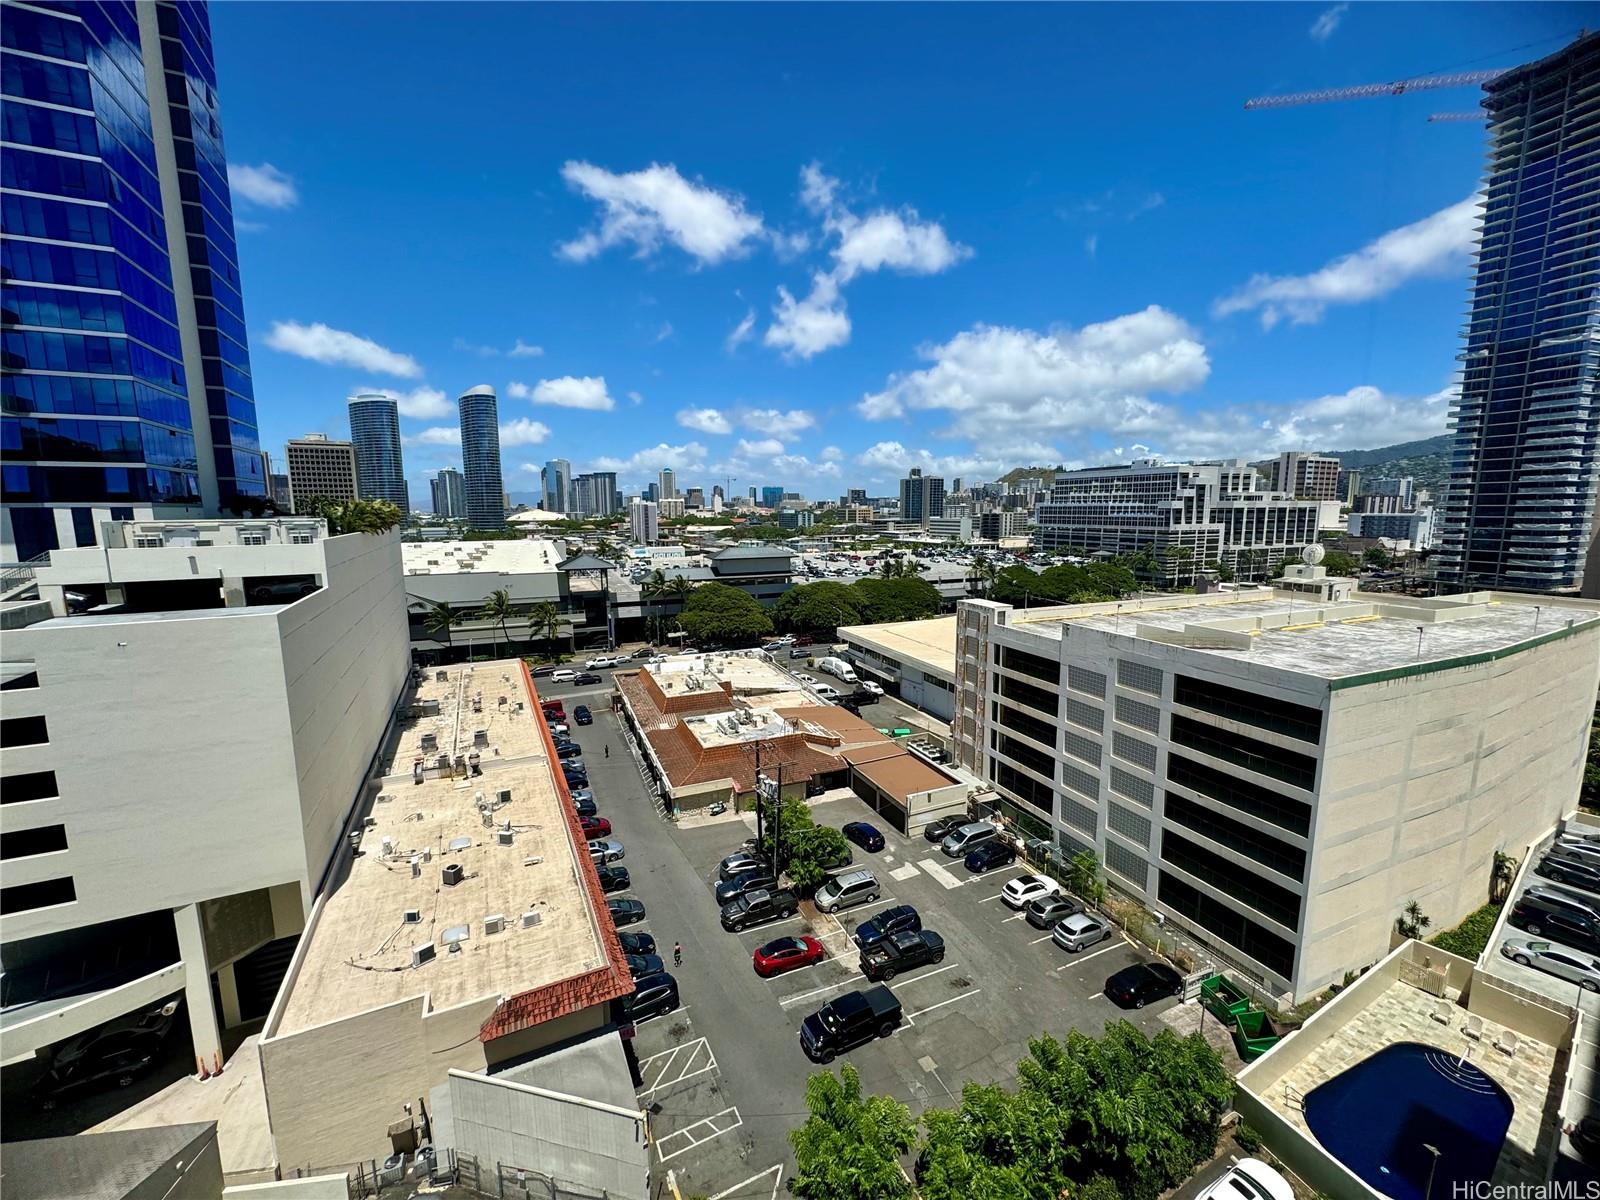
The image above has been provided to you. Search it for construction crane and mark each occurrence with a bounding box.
[1428,111,1487,123]
[1245,68,1508,110]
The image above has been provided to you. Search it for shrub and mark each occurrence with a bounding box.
[1234,1122,1264,1154]
[1429,901,1504,960]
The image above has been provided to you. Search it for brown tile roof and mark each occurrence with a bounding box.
[852,752,961,805]
[479,663,634,1044]
[841,742,908,767]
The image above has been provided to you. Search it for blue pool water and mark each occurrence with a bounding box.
[1304,1041,1514,1200]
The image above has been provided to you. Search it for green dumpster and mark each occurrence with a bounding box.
[1199,974,1252,1023]
[1232,1009,1294,1062]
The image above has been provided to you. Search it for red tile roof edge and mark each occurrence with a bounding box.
[478,661,634,1043]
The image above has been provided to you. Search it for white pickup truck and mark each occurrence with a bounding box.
[816,656,859,685]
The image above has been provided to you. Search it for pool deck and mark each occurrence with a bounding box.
[1270,981,1563,1191]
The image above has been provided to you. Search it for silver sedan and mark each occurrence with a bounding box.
[1500,937,1600,992]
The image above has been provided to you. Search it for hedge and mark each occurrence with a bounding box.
[1428,901,1504,960]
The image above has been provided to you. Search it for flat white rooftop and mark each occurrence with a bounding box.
[1009,590,1600,680]
[274,660,607,1036]
[402,539,565,577]
[646,650,811,701]
[839,615,957,681]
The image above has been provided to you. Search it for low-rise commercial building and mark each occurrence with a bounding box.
[953,585,1600,1001]
[1347,508,1434,549]
[839,616,958,722]
[1,520,410,1078]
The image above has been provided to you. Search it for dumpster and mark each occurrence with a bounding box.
[1199,973,1252,1023]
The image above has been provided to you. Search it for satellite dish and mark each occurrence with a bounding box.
[1301,544,1325,567]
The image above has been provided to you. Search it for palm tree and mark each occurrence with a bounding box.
[1171,545,1195,588]
[1239,549,1266,582]
[526,600,562,656]
[422,600,458,651]
[477,587,514,659]
[641,569,669,644]
[973,558,999,598]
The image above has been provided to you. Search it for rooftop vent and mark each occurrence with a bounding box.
[521,910,542,928]
[380,836,395,857]
[441,924,469,947]
[447,836,472,852]
[473,729,489,746]
[442,863,465,887]
[497,830,514,846]
[497,788,512,806]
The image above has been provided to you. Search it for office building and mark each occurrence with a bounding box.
[1364,477,1415,508]
[748,486,758,504]
[979,511,1024,540]
[1347,508,1434,548]
[1,519,409,1079]
[1261,452,1340,501]
[1034,460,1321,580]
[457,385,504,529]
[267,472,291,511]
[658,496,686,519]
[760,485,784,508]
[542,458,571,514]
[843,504,875,525]
[430,467,465,519]
[953,585,1600,1000]
[777,508,815,530]
[630,498,659,545]
[900,468,946,526]
[658,468,677,501]
[346,393,407,509]
[1,0,265,561]
[284,434,358,511]
[685,486,706,510]
[846,488,868,506]
[1436,33,1600,592]
[1337,469,1362,505]
[925,515,972,542]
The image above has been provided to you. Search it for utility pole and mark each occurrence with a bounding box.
[770,761,785,880]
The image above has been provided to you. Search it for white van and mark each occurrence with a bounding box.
[940,821,999,859]
[817,656,859,685]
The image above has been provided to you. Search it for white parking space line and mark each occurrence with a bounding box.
[638,1036,718,1097]
[1001,912,1028,923]
[779,973,871,1008]
[875,961,962,990]
[1029,932,1055,944]
[905,989,983,1021]
[978,892,1006,903]
[656,1106,744,1163]
[918,857,963,889]
[889,862,921,882]
[735,915,806,937]
[1054,942,1125,969]
[964,866,1027,886]
[710,1164,784,1200]
[632,1004,690,1026]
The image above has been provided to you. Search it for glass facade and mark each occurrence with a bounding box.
[1,0,257,561]
[347,393,407,508]
[457,385,503,529]
[1436,34,1600,592]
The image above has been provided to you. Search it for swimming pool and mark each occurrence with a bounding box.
[1304,1041,1514,1200]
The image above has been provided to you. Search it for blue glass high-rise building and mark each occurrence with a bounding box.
[457,384,504,529]
[1,0,262,562]
[347,392,407,510]
[1436,33,1600,593]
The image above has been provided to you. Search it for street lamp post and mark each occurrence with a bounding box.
[1422,1142,1440,1200]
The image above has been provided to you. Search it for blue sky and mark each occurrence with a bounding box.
[213,2,1588,502]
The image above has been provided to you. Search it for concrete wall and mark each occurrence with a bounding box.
[1303,627,1600,994]
[447,1067,648,1199]
[259,993,497,1170]
[223,1176,350,1200]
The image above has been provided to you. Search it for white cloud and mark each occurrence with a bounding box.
[1213,195,1479,327]
[557,161,764,265]
[453,337,499,357]
[739,408,815,438]
[819,445,842,462]
[770,453,841,480]
[1085,234,1099,258]
[653,321,675,344]
[509,339,544,358]
[510,376,615,411]
[404,426,460,447]
[498,417,552,447]
[831,208,971,283]
[264,321,422,378]
[738,437,786,457]
[677,407,733,435]
[228,162,298,208]
[1156,384,1456,461]
[725,309,756,353]
[858,307,1209,444]
[799,161,839,214]
[853,440,1058,485]
[1310,3,1349,41]
[591,441,710,480]
[627,390,644,405]
[359,385,452,420]
[765,272,851,360]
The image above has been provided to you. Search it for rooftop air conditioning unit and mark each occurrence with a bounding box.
[474,729,489,746]
[521,910,542,928]
[442,863,465,887]
[497,788,512,806]
[497,830,514,846]
[404,908,421,924]
[412,943,436,967]
[484,913,506,935]
[380,836,395,857]
[436,670,448,682]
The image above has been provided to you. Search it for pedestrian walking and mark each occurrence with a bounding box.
[604,745,610,759]
[673,942,682,966]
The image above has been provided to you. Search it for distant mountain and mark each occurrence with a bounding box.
[998,466,1063,486]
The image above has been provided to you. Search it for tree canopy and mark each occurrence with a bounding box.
[1321,550,1361,575]
[304,497,403,535]
[757,796,852,894]
[850,576,942,622]
[773,581,867,636]
[988,561,1136,607]
[791,1065,916,1200]
[674,582,773,646]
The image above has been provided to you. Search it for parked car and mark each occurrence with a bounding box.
[569,787,593,803]
[813,683,840,700]
[860,930,945,982]
[626,972,679,1020]
[625,952,664,980]
[853,904,922,949]
[574,673,603,686]
[1195,1159,1294,1200]
[941,821,999,858]
[1104,962,1185,1009]
[842,821,886,853]
[572,797,598,818]
[1002,874,1061,909]
[585,656,617,669]
[541,700,566,717]
[618,930,655,956]
[753,934,825,977]
[37,1000,179,1108]
[799,985,902,1063]
[1554,837,1600,863]
[715,870,778,906]
[718,851,764,881]
[606,897,647,926]
[588,839,624,863]
[1052,912,1112,953]
[1523,885,1600,922]
[859,681,884,697]
[789,647,810,659]
[580,815,612,838]
[965,841,1016,874]
[814,869,881,914]
[720,888,799,931]
[1025,894,1083,929]
[564,769,589,788]
[549,669,578,683]
[596,865,631,893]
[1500,937,1600,992]
[923,816,966,844]
[1537,854,1600,892]
[556,743,583,760]
[1511,891,1600,950]
[530,665,556,678]
[574,705,594,725]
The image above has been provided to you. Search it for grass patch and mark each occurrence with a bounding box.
[1428,901,1504,960]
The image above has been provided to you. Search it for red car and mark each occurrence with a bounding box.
[752,934,825,977]
[542,701,566,719]
[580,816,612,838]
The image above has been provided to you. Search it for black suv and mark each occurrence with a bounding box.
[627,972,680,1020]
[799,985,903,1063]
[1537,854,1600,893]
[860,930,945,982]
[853,905,922,949]
[1511,890,1600,951]
[714,870,779,906]
[720,888,799,931]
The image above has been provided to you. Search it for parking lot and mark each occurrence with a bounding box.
[539,670,1187,1197]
